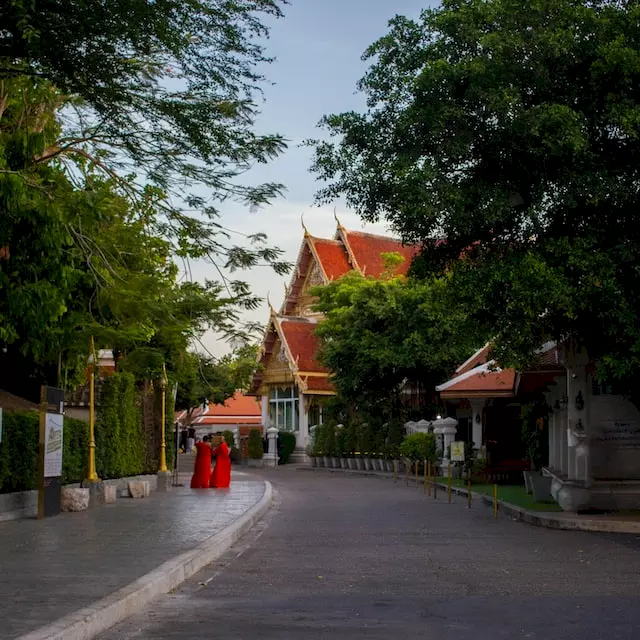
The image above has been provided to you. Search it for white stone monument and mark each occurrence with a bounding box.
[432,417,458,477]
[265,426,279,467]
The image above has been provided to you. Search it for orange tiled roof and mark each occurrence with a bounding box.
[437,365,517,399]
[196,416,262,425]
[199,392,261,418]
[304,376,335,392]
[279,318,328,373]
[342,230,418,277]
[455,344,491,376]
[310,237,352,280]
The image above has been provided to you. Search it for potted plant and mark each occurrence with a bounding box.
[247,428,264,468]
[399,432,437,479]
[521,400,552,501]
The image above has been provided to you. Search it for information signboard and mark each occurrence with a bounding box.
[450,441,466,462]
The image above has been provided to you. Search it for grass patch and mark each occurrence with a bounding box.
[438,479,563,512]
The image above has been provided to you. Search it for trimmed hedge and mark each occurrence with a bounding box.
[0,410,91,493]
[247,428,263,459]
[278,431,296,465]
[95,373,146,479]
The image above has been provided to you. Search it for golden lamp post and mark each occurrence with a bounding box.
[86,337,100,483]
[158,363,168,474]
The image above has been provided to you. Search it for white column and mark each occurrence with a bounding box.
[469,400,485,450]
[265,427,279,467]
[261,395,269,428]
[298,394,309,448]
[566,344,589,483]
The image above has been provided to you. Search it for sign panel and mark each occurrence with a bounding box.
[44,413,63,478]
[450,440,466,462]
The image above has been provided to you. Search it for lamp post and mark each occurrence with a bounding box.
[158,363,168,473]
[86,337,100,482]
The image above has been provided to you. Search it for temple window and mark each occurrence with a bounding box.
[269,386,299,431]
[308,402,325,428]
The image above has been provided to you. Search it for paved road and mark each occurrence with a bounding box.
[0,474,264,640]
[102,468,640,639]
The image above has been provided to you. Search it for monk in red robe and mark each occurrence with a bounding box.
[190,437,212,489]
[210,436,231,489]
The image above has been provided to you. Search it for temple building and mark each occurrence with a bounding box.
[437,341,640,512]
[249,219,418,452]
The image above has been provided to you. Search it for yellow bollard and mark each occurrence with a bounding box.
[493,484,498,519]
[427,461,432,497]
[467,479,472,508]
[433,473,438,499]
[423,459,427,495]
[415,461,419,488]
[393,459,397,483]
[447,463,452,503]
[405,460,409,487]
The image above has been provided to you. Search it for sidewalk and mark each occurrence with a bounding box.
[299,465,640,534]
[0,472,269,640]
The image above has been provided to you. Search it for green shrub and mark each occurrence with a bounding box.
[278,431,296,464]
[323,424,337,457]
[0,410,97,493]
[311,424,326,455]
[399,433,437,463]
[247,429,264,459]
[95,373,146,479]
[343,423,357,457]
[221,430,235,447]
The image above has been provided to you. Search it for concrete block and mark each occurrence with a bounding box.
[61,488,90,512]
[103,485,117,504]
[156,471,172,492]
[128,481,151,499]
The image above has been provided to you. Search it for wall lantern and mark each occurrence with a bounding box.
[475,413,481,424]
[575,391,585,411]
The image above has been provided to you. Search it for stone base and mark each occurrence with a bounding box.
[82,480,104,508]
[556,483,591,512]
[264,453,278,468]
[61,488,90,512]
[156,471,172,493]
[127,481,151,499]
[103,485,117,504]
[247,458,264,468]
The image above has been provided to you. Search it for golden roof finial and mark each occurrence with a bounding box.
[301,213,310,237]
[266,292,276,316]
[333,207,345,231]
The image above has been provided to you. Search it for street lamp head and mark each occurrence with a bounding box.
[160,363,168,390]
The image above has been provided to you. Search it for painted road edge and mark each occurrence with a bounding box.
[299,466,640,534]
[16,480,274,640]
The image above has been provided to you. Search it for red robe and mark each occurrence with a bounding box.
[210,442,231,488]
[190,442,212,489]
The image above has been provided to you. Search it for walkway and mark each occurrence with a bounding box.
[0,473,265,639]
[103,468,640,640]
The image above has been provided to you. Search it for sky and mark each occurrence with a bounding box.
[195,0,434,357]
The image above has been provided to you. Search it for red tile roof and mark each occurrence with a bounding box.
[342,230,418,277]
[437,367,517,399]
[279,318,328,373]
[197,416,262,425]
[310,237,352,280]
[199,392,261,418]
[304,376,335,392]
[455,344,491,376]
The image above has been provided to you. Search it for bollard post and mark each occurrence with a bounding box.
[447,463,452,503]
[493,484,498,519]
[427,461,432,497]
[423,459,427,495]
[433,473,437,499]
[467,479,471,508]
[405,460,409,487]
[415,461,419,488]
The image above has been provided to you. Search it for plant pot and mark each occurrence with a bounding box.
[309,456,317,468]
[356,457,364,470]
[348,458,356,470]
[376,458,384,471]
[385,460,393,473]
[316,456,324,467]
[341,458,349,469]
[530,471,553,502]
[332,457,341,468]
[247,458,263,468]
[523,470,532,494]
[323,456,332,469]
[363,457,372,471]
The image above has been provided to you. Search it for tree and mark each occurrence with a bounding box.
[174,345,261,424]
[0,76,281,398]
[311,0,640,391]
[311,263,481,419]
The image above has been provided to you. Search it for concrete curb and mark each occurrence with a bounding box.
[16,480,274,640]
[299,466,640,534]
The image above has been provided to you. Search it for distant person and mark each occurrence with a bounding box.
[190,436,212,489]
[186,433,195,453]
[209,435,231,489]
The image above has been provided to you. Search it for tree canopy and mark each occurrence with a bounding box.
[311,0,640,389]
[311,263,482,418]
